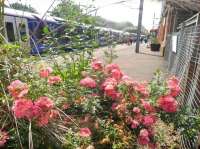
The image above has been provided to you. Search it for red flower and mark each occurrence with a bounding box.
[141,99,155,113]
[125,116,133,124]
[111,69,123,80]
[105,64,120,73]
[121,75,131,80]
[134,82,149,97]
[133,107,141,114]
[101,78,117,90]
[121,75,134,85]
[12,98,37,119]
[104,84,119,99]
[79,128,92,137]
[35,97,54,111]
[130,96,137,103]
[48,76,62,85]
[142,115,156,127]
[137,129,150,145]
[36,112,51,127]
[167,76,181,97]
[0,130,9,147]
[39,67,53,78]
[111,103,118,111]
[91,60,103,71]
[80,77,96,88]
[62,103,70,110]
[135,113,144,123]
[49,109,59,119]
[131,120,139,129]
[7,80,29,99]
[147,127,155,137]
[157,95,178,113]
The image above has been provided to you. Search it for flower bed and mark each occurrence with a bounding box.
[0,45,200,149]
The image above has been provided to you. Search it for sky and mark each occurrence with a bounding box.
[5,0,163,30]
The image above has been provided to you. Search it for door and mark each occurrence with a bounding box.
[4,15,17,42]
[15,17,29,45]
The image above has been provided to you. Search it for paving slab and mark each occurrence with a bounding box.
[94,44,168,81]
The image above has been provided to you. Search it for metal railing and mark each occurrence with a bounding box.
[165,13,200,149]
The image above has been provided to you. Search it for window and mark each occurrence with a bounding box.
[19,23,27,41]
[6,22,15,42]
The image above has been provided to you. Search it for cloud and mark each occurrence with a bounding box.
[7,0,162,30]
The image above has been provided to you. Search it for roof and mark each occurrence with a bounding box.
[4,7,36,19]
[166,0,200,12]
[4,8,64,23]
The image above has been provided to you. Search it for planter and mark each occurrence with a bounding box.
[150,43,161,51]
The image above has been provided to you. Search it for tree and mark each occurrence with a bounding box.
[51,0,96,24]
[9,2,37,13]
[94,16,137,32]
[51,0,82,21]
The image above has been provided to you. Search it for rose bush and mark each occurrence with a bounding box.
[1,44,200,149]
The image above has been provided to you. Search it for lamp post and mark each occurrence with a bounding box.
[135,0,144,53]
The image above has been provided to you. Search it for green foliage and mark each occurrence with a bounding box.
[103,33,118,64]
[9,2,37,13]
[159,107,200,140]
[97,120,128,149]
[64,129,91,149]
[0,43,30,93]
[151,37,160,44]
[51,0,83,22]
[150,72,200,140]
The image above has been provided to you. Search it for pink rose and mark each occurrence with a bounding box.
[142,115,156,127]
[111,69,123,80]
[104,84,119,99]
[79,128,92,137]
[80,77,96,88]
[135,113,144,123]
[7,80,29,99]
[125,116,133,124]
[35,96,54,111]
[137,129,150,145]
[39,67,53,78]
[130,96,137,103]
[36,112,51,127]
[141,99,155,113]
[12,98,36,119]
[157,95,178,113]
[0,131,9,147]
[131,120,139,129]
[133,107,141,114]
[121,75,134,85]
[62,103,70,110]
[111,103,118,111]
[105,64,120,73]
[101,78,118,90]
[49,109,59,119]
[167,76,181,97]
[134,82,149,97]
[91,60,103,71]
[48,76,62,85]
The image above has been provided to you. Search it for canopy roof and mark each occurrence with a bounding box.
[166,0,200,12]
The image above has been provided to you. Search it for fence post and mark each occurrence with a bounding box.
[0,0,5,43]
